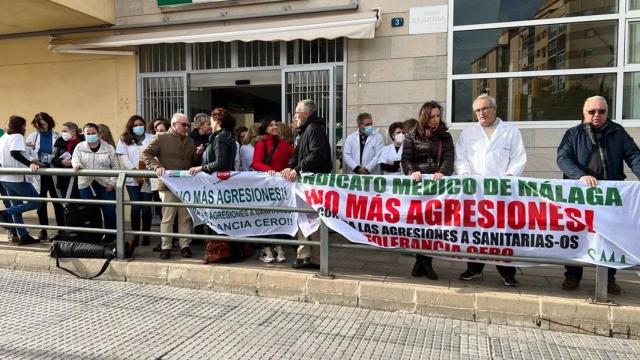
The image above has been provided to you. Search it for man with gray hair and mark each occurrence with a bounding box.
[557,95,640,295]
[455,94,527,287]
[282,99,332,269]
[142,113,201,260]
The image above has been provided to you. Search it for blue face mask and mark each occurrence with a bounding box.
[133,126,145,136]
[85,134,99,143]
[363,125,375,136]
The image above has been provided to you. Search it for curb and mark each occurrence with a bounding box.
[1,248,637,339]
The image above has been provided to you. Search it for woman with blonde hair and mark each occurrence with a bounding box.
[238,122,261,171]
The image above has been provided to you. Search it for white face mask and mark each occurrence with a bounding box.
[61,132,72,141]
[394,133,405,144]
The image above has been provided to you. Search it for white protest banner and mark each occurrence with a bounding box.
[161,171,298,237]
[295,173,640,269]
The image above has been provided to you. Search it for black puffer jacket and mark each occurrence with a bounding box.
[202,129,237,173]
[401,129,455,176]
[288,112,332,173]
[557,120,640,180]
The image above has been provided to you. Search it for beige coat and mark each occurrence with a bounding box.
[71,140,118,189]
[141,129,198,191]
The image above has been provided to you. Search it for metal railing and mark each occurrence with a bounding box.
[0,168,627,303]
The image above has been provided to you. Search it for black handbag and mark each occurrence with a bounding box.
[62,177,104,244]
[50,240,115,279]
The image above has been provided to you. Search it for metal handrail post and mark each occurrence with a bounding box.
[115,173,127,260]
[318,220,333,278]
[594,266,609,303]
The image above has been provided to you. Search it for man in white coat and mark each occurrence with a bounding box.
[455,94,527,287]
[343,113,384,174]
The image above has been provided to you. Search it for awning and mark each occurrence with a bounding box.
[49,9,380,52]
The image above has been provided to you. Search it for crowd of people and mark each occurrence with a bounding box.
[0,95,639,296]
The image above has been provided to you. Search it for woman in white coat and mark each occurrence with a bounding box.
[116,115,154,247]
[378,122,405,175]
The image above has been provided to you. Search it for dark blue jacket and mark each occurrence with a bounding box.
[556,120,640,181]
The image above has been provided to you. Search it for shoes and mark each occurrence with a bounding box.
[48,232,64,242]
[274,246,286,263]
[503,276,520,287]
[7,231,18,243]
[38,230,48,241]
[159,249,171,260]
[0,210,12,229]
[141,236,150,246]
[152,243,161,252]
[411,259,425,277]
[125,237,138,258]
[561,277,579,291]
[423,262,438,281]
[180,247,192,258]
[292,258,320,269]
[608,282,622,295]
[259,248,276,263]
[460,269,482,281]
[17,234,40,246]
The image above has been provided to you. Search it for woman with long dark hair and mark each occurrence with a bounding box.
[26,112,64,241]
[189,111,237,174]
[252,116,295,263]
[0,115,43,245]
[401,101,455,281]
[116,115,154,247]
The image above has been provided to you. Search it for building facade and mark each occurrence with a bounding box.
[1,0,640,178]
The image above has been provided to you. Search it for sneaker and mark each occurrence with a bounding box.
[503,277,519,287]
[459,269,482,281]
[274,246,286,263]
[17,234,40,246]
[608,282,622,295]
[38,230,48,241]
[259,248,275,263]
[159,249,171,260]
[7,231,18,243]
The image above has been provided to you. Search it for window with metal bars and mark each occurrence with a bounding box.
[139,44,186,73]
[192,42,232,70]
[237,41,280,67]
[286,38,344,65]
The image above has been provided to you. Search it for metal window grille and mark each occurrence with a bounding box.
[139,44,186,73]
[286,38,344,65]
[192,42,232,70]
[284,70,331,125]
[142,77,185,121]
[237,41,280,67]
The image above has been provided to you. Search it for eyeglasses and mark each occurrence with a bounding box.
[473,106,493,113]
[586,109,606,115]
[176,122,191,128]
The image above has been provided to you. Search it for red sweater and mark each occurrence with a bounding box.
[252,135,294,172]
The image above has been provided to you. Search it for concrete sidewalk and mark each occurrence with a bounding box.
[1,231,640,339]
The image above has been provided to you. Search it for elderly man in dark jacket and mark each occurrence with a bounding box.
[557,95,640,295]
[281,99,331,269]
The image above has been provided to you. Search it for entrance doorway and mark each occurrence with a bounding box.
[190,85,281,129]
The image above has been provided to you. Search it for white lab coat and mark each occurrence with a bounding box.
[454,118,527,176]
[343,131,384,174]
[377,143,403,175]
